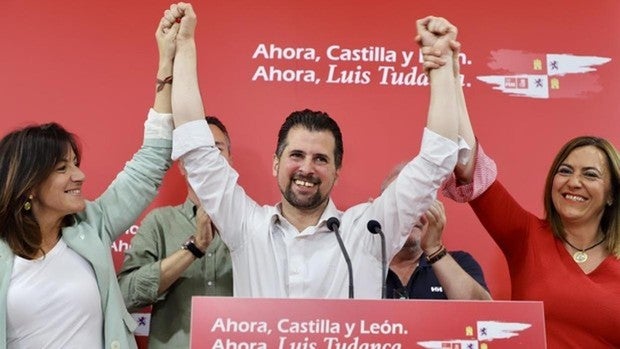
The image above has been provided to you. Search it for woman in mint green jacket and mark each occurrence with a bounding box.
[0,11,178,347]
[0,108,172,349]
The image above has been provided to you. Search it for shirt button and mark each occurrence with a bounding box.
[79,234,85,240]
[207,281,213,286]
[207,252,213,257]
[111,341,120,349]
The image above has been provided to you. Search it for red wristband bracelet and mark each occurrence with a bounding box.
[156,75,173,92]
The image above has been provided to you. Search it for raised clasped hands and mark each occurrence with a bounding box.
[416,16,456,54]
[161,2,197,43]
[415,16,461,75]
[156,15,179,65]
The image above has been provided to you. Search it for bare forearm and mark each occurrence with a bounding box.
[154,61,173,113]
[172,40,204,126]
[427,55,458,142]
[454,78,476,182]
[158,247,197,294]
[432,255,491,300]
[456,79,474,148]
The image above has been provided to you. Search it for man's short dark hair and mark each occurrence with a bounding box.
[205,116,230,148]
[275,109,343,168]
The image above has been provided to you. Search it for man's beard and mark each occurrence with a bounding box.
[281,175,327,210]
[402,231,421,251]
[402,237,419,249]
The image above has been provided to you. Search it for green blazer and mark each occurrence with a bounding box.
[0,136,171,349]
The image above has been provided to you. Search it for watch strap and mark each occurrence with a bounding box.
[182,235,205,258]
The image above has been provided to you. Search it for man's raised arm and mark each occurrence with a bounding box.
[167,2,204,127]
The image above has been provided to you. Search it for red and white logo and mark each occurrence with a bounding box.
[477,49,611,99]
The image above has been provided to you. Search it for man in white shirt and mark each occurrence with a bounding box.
[164,4,469,298]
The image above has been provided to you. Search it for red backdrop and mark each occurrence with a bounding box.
[3,0,619,345]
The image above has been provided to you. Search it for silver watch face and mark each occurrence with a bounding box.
[182,236,195,248]
[182,237,204,258]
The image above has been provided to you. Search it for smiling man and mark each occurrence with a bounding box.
[166,4,469,298]
[272,111,343,231]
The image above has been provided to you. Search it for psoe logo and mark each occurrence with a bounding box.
[477,49,611,99]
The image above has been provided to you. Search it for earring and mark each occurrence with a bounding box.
[23,195,33,211]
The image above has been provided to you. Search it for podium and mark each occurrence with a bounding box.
[191,297,546,349]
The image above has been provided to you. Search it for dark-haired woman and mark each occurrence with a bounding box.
[0,16,178,349]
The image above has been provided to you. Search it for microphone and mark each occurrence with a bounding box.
[367,220,387,299]
[327,217,354,299]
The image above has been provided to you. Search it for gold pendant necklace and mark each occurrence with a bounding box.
[572,251,588,263]
[563,236,606,264]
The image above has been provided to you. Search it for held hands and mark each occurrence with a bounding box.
[415,16,460,76]
[420,40,462,76]
[420,200,446,255]
[156,17,179,65]
[194,206,214,252]
[161,2,197,42]
[415,16,457,57]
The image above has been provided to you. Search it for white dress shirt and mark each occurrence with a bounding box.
[172,120,462,299]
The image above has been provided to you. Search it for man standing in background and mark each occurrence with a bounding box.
[381,164,491,300]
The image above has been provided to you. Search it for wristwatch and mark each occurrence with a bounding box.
[182,235,205,259]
